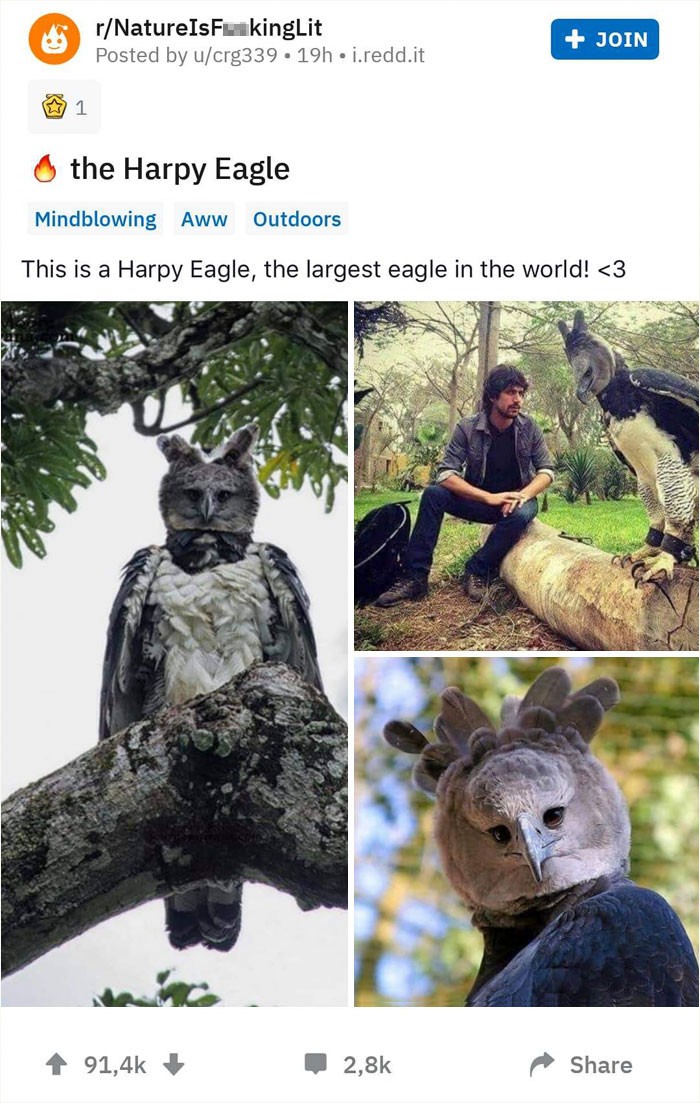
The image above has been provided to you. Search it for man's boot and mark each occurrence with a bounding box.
[462,571,489,602]
[374,574,429,608]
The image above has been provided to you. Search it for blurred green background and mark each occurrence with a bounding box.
[355,656,698,1006]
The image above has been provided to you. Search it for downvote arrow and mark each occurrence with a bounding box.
[46,1053,67,1076]
[163,1053,185,1076]
[529,1051,555,1077]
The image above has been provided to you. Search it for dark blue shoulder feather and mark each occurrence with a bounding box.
[629,368,699,410]
[258,543,323,691]
[99,546,163,741]
[469,883,698,1007]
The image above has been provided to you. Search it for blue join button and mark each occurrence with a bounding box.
[551,19,659,60]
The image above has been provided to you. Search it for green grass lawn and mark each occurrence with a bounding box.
[355,489,656,579]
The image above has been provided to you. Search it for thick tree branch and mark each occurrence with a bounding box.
[2,663,347,978]
[2,302,347,411]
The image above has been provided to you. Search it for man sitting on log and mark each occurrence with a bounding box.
[376,366,555,606]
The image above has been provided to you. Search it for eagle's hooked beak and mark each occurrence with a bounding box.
[576,382,593,405]
[200,489,216,523]
[516,813,548,884]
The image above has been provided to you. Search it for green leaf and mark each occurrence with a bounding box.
[2,522,23,568]
[17,523,47,559]
[159,982,193,1006]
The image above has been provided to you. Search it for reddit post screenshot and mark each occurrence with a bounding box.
[0,1,698,1102]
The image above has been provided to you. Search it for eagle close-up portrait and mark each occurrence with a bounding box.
[355,658,699,1008]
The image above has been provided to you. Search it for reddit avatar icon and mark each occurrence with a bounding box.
[29,14,81,64]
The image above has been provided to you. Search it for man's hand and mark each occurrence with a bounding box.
[485,491,529,516]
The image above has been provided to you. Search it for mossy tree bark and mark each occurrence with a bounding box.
[1,301,346,411]
[2,663,347,978]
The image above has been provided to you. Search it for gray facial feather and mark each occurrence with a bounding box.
[572,677,620,711]
[158,428,260,536]
[383,720,429,754]
[519,667,571,713]
[500,695,521,724]
[557,696,605,742]
[435,734,630,918]
[558,310,617,402]
[440,687,494,739]
[384,667,629,921]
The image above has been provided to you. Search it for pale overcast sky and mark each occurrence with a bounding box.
[2,401,348,1008]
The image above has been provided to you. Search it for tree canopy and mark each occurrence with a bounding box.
[354,301,698,465]
[1,301,347,566]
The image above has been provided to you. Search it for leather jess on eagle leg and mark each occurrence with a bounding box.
[481,519,698,651]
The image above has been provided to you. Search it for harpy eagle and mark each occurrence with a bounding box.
[100,426,322,951]
[384,667,699,1006]
[558,310,698,583]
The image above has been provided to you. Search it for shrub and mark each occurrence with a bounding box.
[556,447,598,505]
[594,451,636,500]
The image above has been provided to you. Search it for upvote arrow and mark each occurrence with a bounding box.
[529,1051,555,1077]
[46,1053,67,1076]
[163,1052,185,1076]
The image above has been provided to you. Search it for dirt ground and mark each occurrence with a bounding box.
[355,579,576,652]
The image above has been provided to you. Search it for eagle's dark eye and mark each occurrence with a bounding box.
[489,825,511,845]
[184,488,201,502]
[544,807,564,828]
[217,490,232,503]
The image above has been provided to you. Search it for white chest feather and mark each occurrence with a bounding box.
[608,410,678,485]
[148,549,274,705]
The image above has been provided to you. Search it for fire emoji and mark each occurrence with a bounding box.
[34,154,56,182]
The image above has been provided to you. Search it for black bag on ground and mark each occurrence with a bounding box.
[354,502,411,604]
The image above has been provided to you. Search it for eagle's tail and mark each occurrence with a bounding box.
[165,881,243,952]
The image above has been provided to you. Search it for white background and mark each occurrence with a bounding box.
[0,0,698,301]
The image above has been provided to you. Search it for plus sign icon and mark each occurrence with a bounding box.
[564,27,586,50]
[551,19,659,60]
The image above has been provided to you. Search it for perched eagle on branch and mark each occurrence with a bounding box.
[558,310,698,583]
[384,667,699,1006]
[100,426,321,951]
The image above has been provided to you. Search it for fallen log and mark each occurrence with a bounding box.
[483,519,698,651]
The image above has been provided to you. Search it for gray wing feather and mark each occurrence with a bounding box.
[258,543,323,691]
[629,369,699,412]
[99,546,164,740]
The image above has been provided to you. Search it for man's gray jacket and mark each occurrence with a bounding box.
[435,412,555,489]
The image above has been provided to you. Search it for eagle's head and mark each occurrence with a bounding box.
[558,310,617,404]
[384,667,630,921]
[157,426,260,536]
[432,733,630,917]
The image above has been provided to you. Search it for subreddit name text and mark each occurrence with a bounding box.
[96,17,323,41]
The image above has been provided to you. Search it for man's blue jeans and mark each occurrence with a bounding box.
[404,485,539,579]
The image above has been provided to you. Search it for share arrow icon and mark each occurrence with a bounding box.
[529,1051,555,1076]
[46,1053,67,1076]
[163,1053,185,1076]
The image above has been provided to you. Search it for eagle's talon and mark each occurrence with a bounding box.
[635,575,677,612]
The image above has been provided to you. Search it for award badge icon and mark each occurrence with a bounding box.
[42,93,67,119]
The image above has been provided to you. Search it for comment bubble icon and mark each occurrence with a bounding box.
[304,1053,327,1075]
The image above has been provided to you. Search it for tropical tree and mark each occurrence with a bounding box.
[2,301,347,566]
